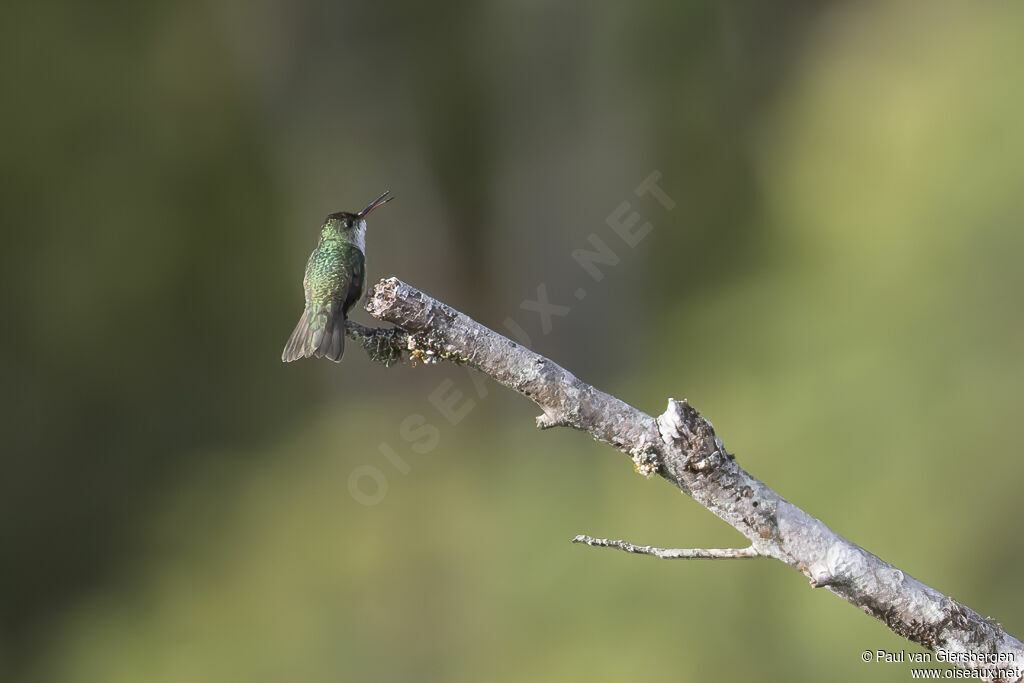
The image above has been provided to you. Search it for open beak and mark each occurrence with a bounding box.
[358,190,393,218]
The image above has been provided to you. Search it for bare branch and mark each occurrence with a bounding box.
[358,276,1024,681]
[572,535,760,560]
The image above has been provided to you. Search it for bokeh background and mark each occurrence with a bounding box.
[4,1,1024,681]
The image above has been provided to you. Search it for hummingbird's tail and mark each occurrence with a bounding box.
[281,304,345,363]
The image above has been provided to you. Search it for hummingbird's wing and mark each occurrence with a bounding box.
[342,247,365,314]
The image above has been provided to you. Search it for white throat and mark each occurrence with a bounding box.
[352,220,367,253]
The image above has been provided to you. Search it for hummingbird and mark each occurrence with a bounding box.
[281,191,393,363]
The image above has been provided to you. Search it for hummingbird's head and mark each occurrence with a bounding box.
[321,191,393,246]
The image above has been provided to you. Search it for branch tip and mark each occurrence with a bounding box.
[343,320,408,367]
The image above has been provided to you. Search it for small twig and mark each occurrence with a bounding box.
[344,320,409,367]
[572,535,761,559]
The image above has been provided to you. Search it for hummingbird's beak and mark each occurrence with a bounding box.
[358,191,393,219]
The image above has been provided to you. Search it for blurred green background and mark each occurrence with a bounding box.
[4,1,1024,681]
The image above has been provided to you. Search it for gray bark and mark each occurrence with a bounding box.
[348,276,1022,680]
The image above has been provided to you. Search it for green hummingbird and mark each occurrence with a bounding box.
[282,191,393,363]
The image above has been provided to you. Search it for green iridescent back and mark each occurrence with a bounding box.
[303,230,364,310]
